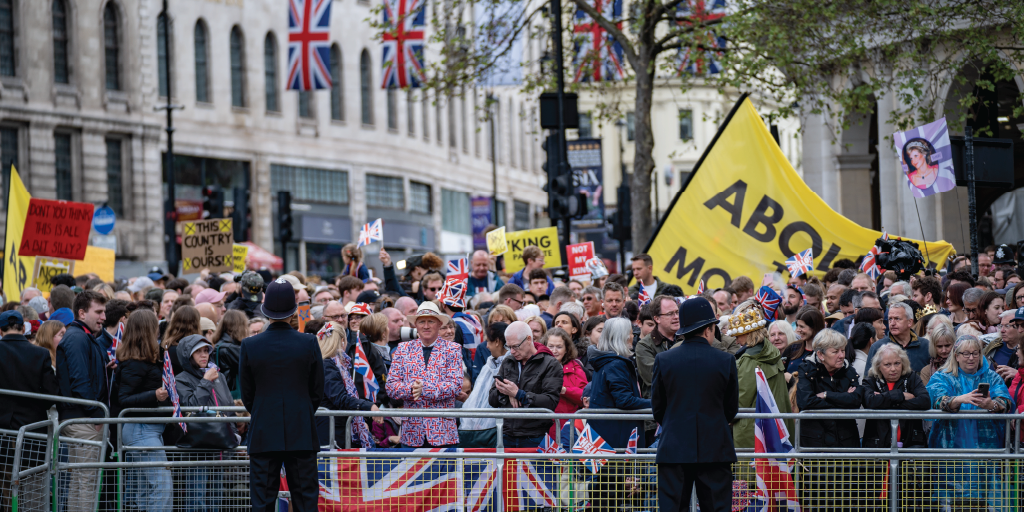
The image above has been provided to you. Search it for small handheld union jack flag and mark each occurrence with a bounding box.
[162,351,186,432]
[107,322,123,362]
[352,341,380,400]
[439,277,467,309]
[357,218,383,248]
[785,248,814,278]
[538,433,566,455]
[625,427,638,454]
[447,257,469,280]
[861,245,881,280]
[637,287,652,307]
[755,286,782,321]
[572,419,615,473]
[697,279,706,295]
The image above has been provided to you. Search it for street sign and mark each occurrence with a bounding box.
[93,205,116,235]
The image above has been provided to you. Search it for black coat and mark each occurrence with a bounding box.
[240,321,325,453]
[487,343,564,437]
[0,334,59,431]
[316,358,374,447]
[116,359,171,418]
[652,338,738,463]
[796,355,865,448]
[861,373,930,448]
[56,321,109,420]
[213,336,242,392]
[344,337,389,404]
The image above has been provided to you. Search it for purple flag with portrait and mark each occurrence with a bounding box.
[892,117,956,198]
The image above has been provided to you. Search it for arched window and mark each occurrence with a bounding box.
[103,2,120,90]
[1,0,16,76]
[229,26,246,108]
[157,13,171,97]
[359,49,372,125]
[194,20,209,102]
[386,87,397,130]
[263,33,278,112]
[52,0,69,83]
[330,44,343,121]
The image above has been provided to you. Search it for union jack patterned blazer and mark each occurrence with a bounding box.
[385,338,463,446]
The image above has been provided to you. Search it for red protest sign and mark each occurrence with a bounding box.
[566,242,595,280]
[19,199,94,260]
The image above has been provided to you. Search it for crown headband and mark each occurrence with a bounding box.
[721,307,767,337]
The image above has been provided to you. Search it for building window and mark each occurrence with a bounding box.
[105,138,124,217]
[436,99,443,146]
[366,174,404,209]
[52,0,69,84]
[54,133,73,201]
[298,91,312,118]
[410,181,431,213]
[230,26,246,108]
[422,91,430,140]
[103,3,120,90]
[157,13,170,97]
[0,0,13,77]
[270,164,348,204]
[448,95,456,148]
[0,127,17,207]
[578,113,592,139]
[514,200,530,231]
[330,44,343,121]
[461,94,468,152]
[626,112,635,141]
[263,33,278,112]
[386,86,397,130]
[508,100,516,167]
[495,199,506,227]
[406,90,415,136]
[441,189,471,235]
[359,49,372,125]
[194,21,210,102]
[679,109,693,140]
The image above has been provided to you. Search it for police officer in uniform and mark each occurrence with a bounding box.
[651,297,738,512]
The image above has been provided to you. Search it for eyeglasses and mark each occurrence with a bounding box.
[427,287,442,292]
[958,351,981,359]
[658,310,679,317]
[324,314,347,322]
[1015,294,1024,303]
[504,338,531,352]
[508,297,524,307]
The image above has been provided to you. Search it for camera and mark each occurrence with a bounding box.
[874,237,925,280]
[400,326,418,342]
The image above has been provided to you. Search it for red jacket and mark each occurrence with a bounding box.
[550,358,588,439]
[1010,369,1024,414]
[385,338,463,447]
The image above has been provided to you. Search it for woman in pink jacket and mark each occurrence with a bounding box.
[544,327,588,439]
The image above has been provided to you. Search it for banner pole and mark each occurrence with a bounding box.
[965,126,979,279]
[911,198,931,266]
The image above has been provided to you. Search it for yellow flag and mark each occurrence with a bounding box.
[3,166,34,301]
[645,97,956,294]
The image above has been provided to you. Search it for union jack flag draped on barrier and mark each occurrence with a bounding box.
[357,218,384,248]
[573,0,626,82]
[447,257,469,280]
[753,367,800,511]
[785,248,814,278]
[351,340,380,399]
[287,0,333,90]
[381,0,426,88]
[162,351,186,432]
[313,448,559,511]
[675,0,726,75]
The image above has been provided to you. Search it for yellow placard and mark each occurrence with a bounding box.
[486,226,508,256]
[232,244,249,273]
[3,166,34,301]
[503,226,562,274]
[74,246,116,283]
[645,97,956,294]
[33,257,74,295]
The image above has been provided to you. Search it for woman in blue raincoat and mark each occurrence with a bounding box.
[926,335,1014,507]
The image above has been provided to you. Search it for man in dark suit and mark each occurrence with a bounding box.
[240,278,325,512]
[652,297,738,512]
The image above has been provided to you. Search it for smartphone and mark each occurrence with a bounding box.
[978,382,990,398]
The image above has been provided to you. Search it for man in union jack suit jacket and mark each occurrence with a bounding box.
[385,302,463,447]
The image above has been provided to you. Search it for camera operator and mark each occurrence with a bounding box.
[383,308,416,354]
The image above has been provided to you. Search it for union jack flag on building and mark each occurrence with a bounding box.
[637,287,652,307]
[572,419,615,473]
[352,340,380,400]
[785,248,814,278]
[753,367,801,511]
[573,0,626,82]
[286,0,333,90]
[861,245,882,280]
[162,351,186,432]
[381,0,426,88]
[675,0,726,76]
[357,218,384,248]
[447,257,469,280]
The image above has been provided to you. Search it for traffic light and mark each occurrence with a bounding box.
[233,187,250,242]
[202,186,224,219]
[608,182,631,242]
[278,190,293,244]
[542,134,588,220]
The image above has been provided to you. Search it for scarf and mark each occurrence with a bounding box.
[333,354,375,449]
[928,355,948,373]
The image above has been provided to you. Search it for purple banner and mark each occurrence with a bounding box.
[471,196,492,249]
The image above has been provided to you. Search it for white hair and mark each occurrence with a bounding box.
[559,302,586,322]
[505,321,533,345]
[890,281,912,297]
[1000,309,1019,320]
[598,317,634,358]
[768,320,798,345]
[888,301,914,321]
[868,343,911,379]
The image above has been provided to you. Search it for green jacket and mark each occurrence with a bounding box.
[628,277,665,299]
[733,340,793,448]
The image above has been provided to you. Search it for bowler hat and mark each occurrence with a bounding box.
[675,297,719,336]
[260,278,298,320]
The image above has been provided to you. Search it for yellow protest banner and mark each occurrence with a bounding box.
[503,227,562,273]
[645,96,955,295]
[33,257,74,295]
[233,244,249,273]
[486,226,507,256]
[3,166,34,301]
[74,246,116,283]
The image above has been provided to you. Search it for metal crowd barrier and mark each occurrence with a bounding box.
[5,385,1024,512]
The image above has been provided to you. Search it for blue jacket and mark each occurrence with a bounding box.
[316,358,373,447]
[866,334,931,373]
[652,337,738,464]
[240,321,325,453]
[508,269,554,296]
[466,272,504,298]
[587,347,651,448]
[56,321,109,420]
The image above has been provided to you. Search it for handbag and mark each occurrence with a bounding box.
[176,382,239,450]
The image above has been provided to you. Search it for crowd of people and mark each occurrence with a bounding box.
[2,239,1024,510]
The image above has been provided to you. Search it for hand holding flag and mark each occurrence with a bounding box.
[162,351,186,432]
[357,218,384,248]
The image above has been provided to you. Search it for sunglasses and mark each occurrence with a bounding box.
[427,287,442,292]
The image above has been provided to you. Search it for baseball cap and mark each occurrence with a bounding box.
[239,271,265,302]
[127,276,155,294]
[199,316,217,333]
[147,266,167,281]
[1014,307,1024,323]
[0,310,24,330]
[49,308,74,326]
[195,288,227,305]
[277,274,305,291]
